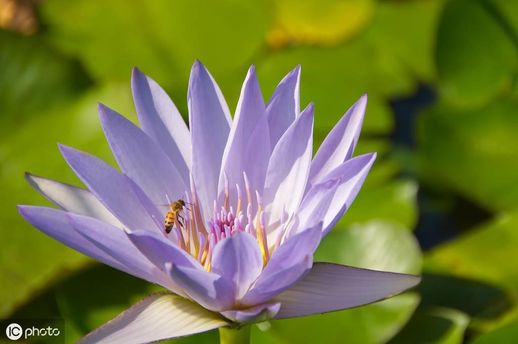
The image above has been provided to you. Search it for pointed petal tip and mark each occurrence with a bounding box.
[17,204,29,217]
[17,205,40,225]
[366,151,377,164]
[191,59,206,76]
[406,273,422,288]
[97,103,125,129]
[58,144,91,166]
[301,102,315,117]
[189,60,210,91]
[24,171,33,181]
[131,67,146,86]
[303,102,315,112]
[131,66,142,76]
[290,65,302,80]
[57,143,73,156]
[17,205,45,224]
[278,65,301,85]
[356,93,368,109]
[24,171,41,190]
[97,102,111,119]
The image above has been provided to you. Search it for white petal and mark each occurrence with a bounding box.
[79,293,229,344]
[263,104,313,233]
[25,173,122,227]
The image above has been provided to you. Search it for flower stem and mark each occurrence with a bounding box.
[219,325,251,344]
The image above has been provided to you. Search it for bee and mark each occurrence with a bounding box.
[164,199,187,234]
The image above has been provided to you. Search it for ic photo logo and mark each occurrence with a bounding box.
[3,320,63,342]
[5,323,22,340]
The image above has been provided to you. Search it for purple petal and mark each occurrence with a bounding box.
[99,103,188,204]
[17,206,145,281]
[78,293,228,344]
[211,232,263,299]
[309,94,367,186]
[296,153,376,236]
[59,145,159,232]
[241,224,322,306]
[168,264,235,312]
[263,104,314,234]
[221,302,281,323]
[67,212,171,287]
[25,173,121,226]
[188,61,231,217]
[266,66,301,148]
[219,66,270,196]
[274,262,421,319]
[127,230,200,271]
[132,67,191,183]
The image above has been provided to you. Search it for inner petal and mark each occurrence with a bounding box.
[160,173,274,271]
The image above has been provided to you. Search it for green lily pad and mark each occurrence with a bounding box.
[436,0,517,107]
[471,321,518,344]
[41,0,271,110]
[418,98,518,212]
[425,210,518,297]
[424,210,518,333]
[266,0,375,47]
[0,30,90,127]
[342,179,418,230]
[365,0,442,82]
[418,273,512,323]
[389,307,469,344]
[489,0,518,37]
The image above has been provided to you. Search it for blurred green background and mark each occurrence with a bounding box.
[0,0,517,343]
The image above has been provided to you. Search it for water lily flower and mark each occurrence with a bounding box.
[18,61,420,344]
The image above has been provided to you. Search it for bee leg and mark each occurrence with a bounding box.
[175,218,184,231]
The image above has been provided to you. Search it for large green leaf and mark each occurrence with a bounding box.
[489,0,518,38]
[266,0,375,47]
[424,210,518,333]
[252,221,422,344]
[0,84,135,316]
[471,321,518,344]
[418,273,512,324]
[436,0,517,107]
[366,0,442,82]
[0,30,90,127]
[389,307,469,344]
[425,211,518,297]
[41,0,272,109]
[343,179,417,229]
[418,98,518,212]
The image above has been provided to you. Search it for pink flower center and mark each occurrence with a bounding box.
[163,173,270,271]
